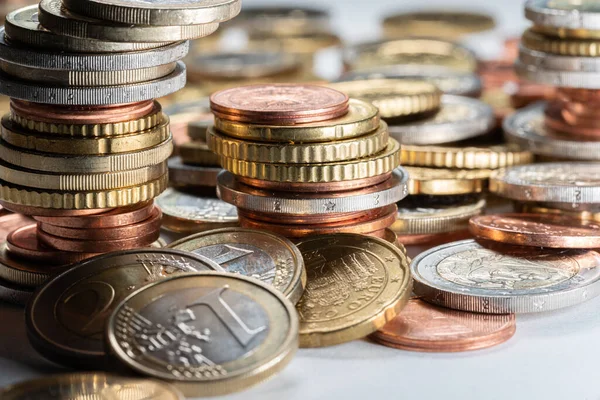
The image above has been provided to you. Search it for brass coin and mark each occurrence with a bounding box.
[26,249,222,368]
[106,272,298,397]
[0,373,184,400]
[169,227,306,304]
[406,166,491,195]
[383,11,495,39]
[524,28,600,56]
[179,140,221,166]
[295,233,412,347]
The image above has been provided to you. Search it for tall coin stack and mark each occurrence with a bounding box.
[210,84,410,240]
[0,0,241,303]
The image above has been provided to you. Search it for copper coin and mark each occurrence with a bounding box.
[0,201,107,217]
[38,207,162,241]
[6,225,99,265]
[10,100,157,124]
[0,213,34,242]
[37,228,159,253]
[237,173,392,193]
[469,213,600,248]
[33,201,154,228]
[477,60,517,90]
[396,229,472,246]
[210,84,349,124]
[238,209,371,224]
[509,82,554,109]
[371,299,515,352]
[544,103,600,138]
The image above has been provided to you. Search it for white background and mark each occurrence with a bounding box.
[2,1,592,400]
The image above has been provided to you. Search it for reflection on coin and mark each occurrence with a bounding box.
[412,239,600,313]
[106,272,298,397]
[406,166,491,195]
[169,228,306,304]
[26,249,222,368]
[371,299,515,352]
[0,213,33,242]
[156,188,238,233]
[0,373,184,400]
[295,233,411,347]
[393,199,486,234]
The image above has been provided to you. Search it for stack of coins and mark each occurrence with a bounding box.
[506,0,600,162]
[209,84,410,240]
[0,0,241,303]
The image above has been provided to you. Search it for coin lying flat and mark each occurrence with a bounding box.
[412,239,600,314]
[406,166,491,195]
[383,11,495,39]
[169,228,306,304]
[295,233,411,347]
[469,213,600,248]
[106,272,298,397]
[393,199,486,234]
[0,373,184,400]
[231,6,331,36]
[525,0,600,31]
[371,299,515,352]
[26,249,222,369]
[168,157,222,188]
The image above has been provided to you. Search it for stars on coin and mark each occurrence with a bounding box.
[323,201,336,212]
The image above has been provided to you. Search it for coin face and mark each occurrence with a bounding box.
[106,272,298,397]
[295,233,411,347]
[411,239,600,313]
[371,299,515,352]
[0,373,184,400]
[169,228,306,304]
[26,249,222,368]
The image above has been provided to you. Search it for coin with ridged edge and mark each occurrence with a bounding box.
[106,272,298,397]
[525,0,600,31]
[392,199,486,234]
[406,166,491,195]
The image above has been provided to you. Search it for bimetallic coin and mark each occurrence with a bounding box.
[371,299,515,352]
[106,272,298,397]
[295,233,411,347]
[168,157,221,188]
[490,162,600,204]
[383,11,495,39]
[392,199,486,234]
[406,166,491,195]
[156,188,238,233]
[389,95,494,145]
[26,249,222,368]
[470,213,600,248]
[0,374,184,400]
[411,239,600,314]
[525,0,600,31]
[169,228,306,304]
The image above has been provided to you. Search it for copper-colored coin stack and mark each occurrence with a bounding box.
[210,84,410,240]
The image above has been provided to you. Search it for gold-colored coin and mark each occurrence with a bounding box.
[328,79,442,119]
[0,373,184,400]
[383,11,495,39]
[515,202,600,221]
[0,173,168,209]
[1,114,169,155]
[0,243,57,287]
[219,139,401,183]
[179,141,221,166]
[169,227,306,304]
[406,166,491,195]
[392,199,486,234]
[522,28,600,56]
[296,233,411,347]
[207,122,389,164]
[532,25,600,40]
[347,38,478,73]
[248,31,342,55]
[0,161,166,191]
[214,98,380,143]
[401,143,533,169]
[10,101,163,137]
[106,272,298,397]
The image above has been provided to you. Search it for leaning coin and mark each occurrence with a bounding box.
[411,239,600,314]
[169,227,306,304]
[296,233,411,347]
[26,249,222,369]
[0,373,184,400]
[106,272,298,397]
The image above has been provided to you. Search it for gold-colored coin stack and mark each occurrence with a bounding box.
[0,0,241,303]
[209,84,410,240]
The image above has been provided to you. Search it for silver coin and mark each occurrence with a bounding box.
[339,67,482,97]
[0,277,33,306]
[525,0,600,30]
[0,61,186,105]
[217,168,409,214]
[63,0,242,26]
[187,51,301,80]
[490,162,600,204]
[0,27,188,71]
[26,249,222,368]
[168,157,221,187]
[394,199,486,234]
[39,0,220,43]
[156,187,238,224]
[503,103,600,160]
[519,45,600,74]
[412,239,600,314]
[388,95,494,145]
[230,6,331,35]
[5,5,164,53]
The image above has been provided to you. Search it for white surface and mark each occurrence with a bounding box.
[1,1,583,400]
